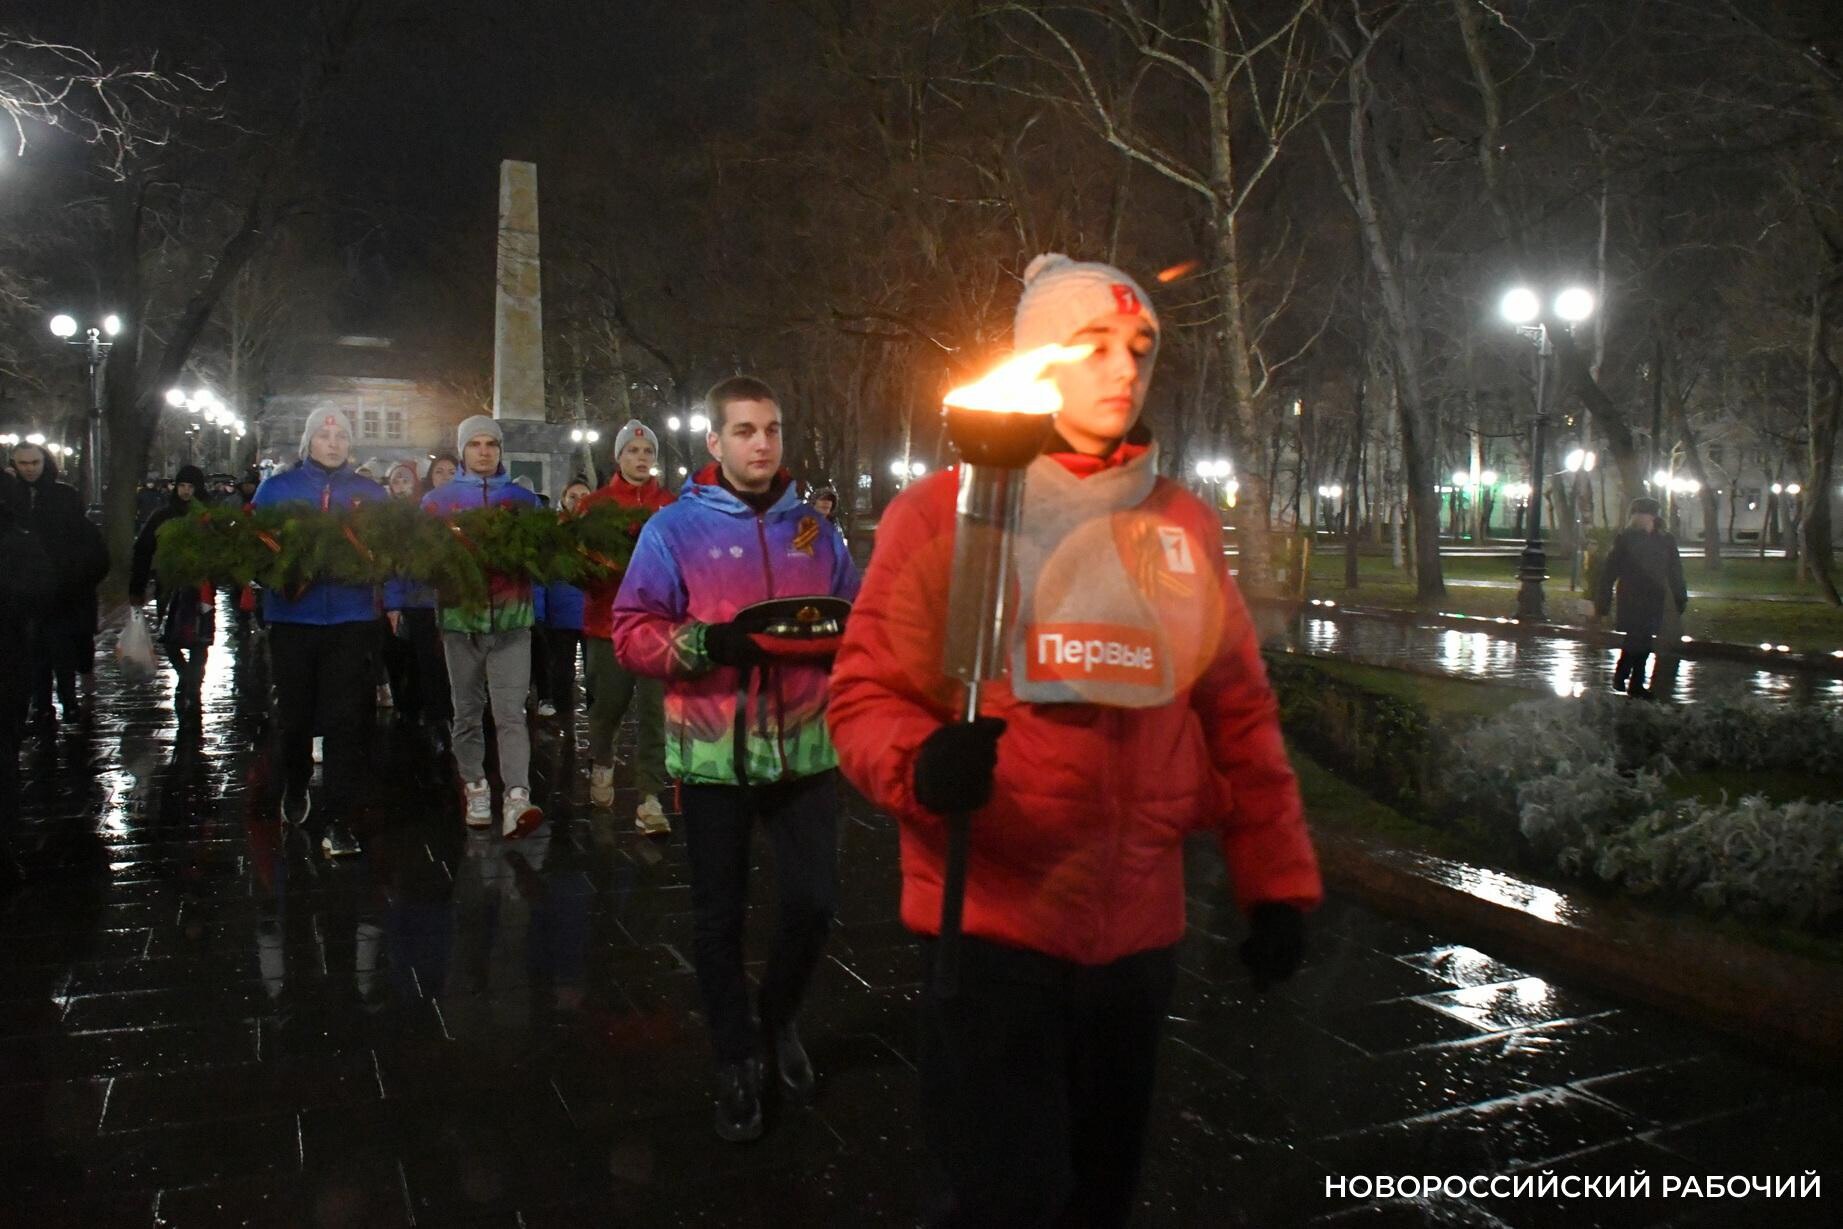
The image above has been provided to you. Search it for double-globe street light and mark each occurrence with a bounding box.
[570,426,601,485]
[49,311,122,510]
[1500,283,1596,621]
[664,412,709,481]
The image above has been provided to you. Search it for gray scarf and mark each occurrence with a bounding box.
[1009,443,1194,708]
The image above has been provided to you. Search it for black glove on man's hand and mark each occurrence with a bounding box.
[1239,902,1306,990]
[912,717,1007,815]
[702,620,765,668]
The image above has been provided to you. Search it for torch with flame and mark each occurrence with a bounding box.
[932,343,1089,996]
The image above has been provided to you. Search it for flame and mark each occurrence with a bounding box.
[1155,259,1200,284]
[942,344,1093,415]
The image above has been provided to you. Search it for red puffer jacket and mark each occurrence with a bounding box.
[827,452,1321,967]
[579,474,675,642]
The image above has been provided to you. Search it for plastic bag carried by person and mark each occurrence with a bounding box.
[117,608,158,680]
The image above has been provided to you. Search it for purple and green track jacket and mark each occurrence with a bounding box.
[419,467,541,634]
[610,465,860,786]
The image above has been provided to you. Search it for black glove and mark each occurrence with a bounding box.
[912,717,1007,815]
[702,620,766,668]
[1239,902,1306,991]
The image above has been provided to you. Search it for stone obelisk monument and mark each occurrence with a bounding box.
[492,159,572,494]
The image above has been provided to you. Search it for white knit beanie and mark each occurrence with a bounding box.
[456,414,503,454]
[613,419,658,459]
[1013,253,1160,352]
[298,408,355,460]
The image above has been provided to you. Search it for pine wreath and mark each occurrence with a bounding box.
[154,498,653,604]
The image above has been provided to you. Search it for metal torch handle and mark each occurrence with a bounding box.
[934,681,982,999]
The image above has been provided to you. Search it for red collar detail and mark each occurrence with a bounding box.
[1047,440,1150,478]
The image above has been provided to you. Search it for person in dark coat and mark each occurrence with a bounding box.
[130,464,216,717]
[1593,496,1688,698]
[0,471,37,890]
[11,443,109,726]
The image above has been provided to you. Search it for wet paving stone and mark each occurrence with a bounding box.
[2,614,1840,1226]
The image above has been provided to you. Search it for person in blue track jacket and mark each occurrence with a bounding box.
[252,408,386,859]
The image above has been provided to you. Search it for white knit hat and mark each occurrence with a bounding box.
[298,408,355,460]
[1013,253,1160,352]
[613,419,658,459]
[456,414,503,454]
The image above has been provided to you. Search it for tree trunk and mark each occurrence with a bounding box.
[1669,388,1722,572]
[1345,370,1364,590]
[1337,49,1442,599]
[1208,256,1273,591]
[1203,3,1275,596]
[1804,266,1843,603]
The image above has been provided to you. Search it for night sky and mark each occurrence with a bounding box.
[10,0,786,336]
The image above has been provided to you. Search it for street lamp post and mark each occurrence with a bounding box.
[1500,284,1595,621]
[1564,448,1597,590]
[49,312,121,512]
[1315,484,1343,532]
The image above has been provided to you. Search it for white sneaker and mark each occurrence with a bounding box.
[376,684,393,709]
[312,736,324,764]
[536,701,557,719]
[503,787,544,840]
[635,794,670,837]
[463,779,493,829]
[590,763,616,809]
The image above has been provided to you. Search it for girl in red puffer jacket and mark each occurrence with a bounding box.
[828,254,1322,1228]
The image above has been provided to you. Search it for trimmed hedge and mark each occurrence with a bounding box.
[1269,653,1843,931]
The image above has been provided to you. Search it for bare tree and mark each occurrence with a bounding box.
[987,0,1337,594]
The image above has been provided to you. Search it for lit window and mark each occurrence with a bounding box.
[384,410,405,441]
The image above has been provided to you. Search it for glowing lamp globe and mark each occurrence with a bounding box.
[1499,288,1540,326]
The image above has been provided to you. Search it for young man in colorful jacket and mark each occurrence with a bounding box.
[611,377,859,1144]
[827,255,1323,1226]
[577,420,675,833]
[419,416,543,838]
[252,409,387,859]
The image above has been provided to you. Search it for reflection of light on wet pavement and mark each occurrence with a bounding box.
[1423,977,1559,1031]
[1290,615,1826,705]
[96,769,137,835]
[1546,640,1584,697]
[1424,861,1576,925]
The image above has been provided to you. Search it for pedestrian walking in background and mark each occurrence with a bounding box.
[251,412,387,858]
[612,382,859,1143]
[383,461,453,767]
[0,469,42,891]
[130,464,216,722]
[378,460,426,717]
[829,254,1321,1227]
[12,442,108,727]
[540,478,594,721]
[1593,496,1689,699]
[420,416,544,839]
[577,421,674,834]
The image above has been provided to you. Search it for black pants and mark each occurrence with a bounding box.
[0,617,29,843]
[396,609,452,728]
[31,617,87,716]
[1615,631,1655,690]
[269,621,374,819]
[919,938,1178,1229]
[166,646,208,699]
[544,628,581,714]
[681,771,840,1062]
